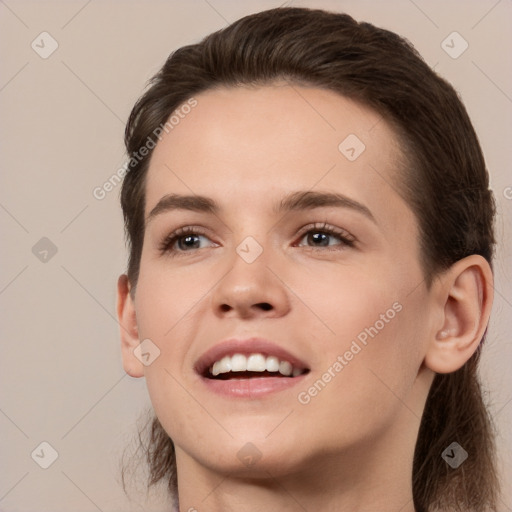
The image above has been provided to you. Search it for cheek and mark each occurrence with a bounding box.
[295,307,424,451]
[288,260,403,349]
[133,262,204,403]
[133,253,227,400]
[134,255,214,339]
[293,261,425,406]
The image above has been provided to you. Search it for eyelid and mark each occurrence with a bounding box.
[158,221,356,256]
[294,222,356,246]
[158,225,218,255]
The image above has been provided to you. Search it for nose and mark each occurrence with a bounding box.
[210,248,291,320]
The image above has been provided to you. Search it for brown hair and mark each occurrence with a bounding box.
[120,7,499,511]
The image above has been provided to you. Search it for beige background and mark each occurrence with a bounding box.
[1,0,511,511]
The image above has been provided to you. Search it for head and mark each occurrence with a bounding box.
[118,7,498,511]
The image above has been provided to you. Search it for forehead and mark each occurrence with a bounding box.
[144,84,406,222]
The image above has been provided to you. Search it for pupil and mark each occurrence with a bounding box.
[179,235,199,250]
[310,232,328,246]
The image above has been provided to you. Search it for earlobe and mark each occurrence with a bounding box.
[117,274,145,378]
[424,255,493,374]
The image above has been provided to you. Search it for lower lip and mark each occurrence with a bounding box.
[200,374,307,398]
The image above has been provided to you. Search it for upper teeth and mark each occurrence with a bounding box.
[210,353,303,377]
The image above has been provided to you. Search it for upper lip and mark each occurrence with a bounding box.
[195,337,310,377]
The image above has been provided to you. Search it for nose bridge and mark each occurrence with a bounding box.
[211,236,290,318]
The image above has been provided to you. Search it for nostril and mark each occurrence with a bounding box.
[218,302,273,314]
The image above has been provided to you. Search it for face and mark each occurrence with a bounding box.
[126,84,436,478]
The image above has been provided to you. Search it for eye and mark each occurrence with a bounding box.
[296,223,355,248]
[159,227,217,255]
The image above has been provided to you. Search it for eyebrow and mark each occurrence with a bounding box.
[147,194,217,223]
[276,190,375,222]
[146,190,375,224]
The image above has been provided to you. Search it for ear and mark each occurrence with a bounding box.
[424,255,493,374]
[117,274,144,378]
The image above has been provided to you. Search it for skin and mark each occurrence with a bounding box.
[117,84,493,512]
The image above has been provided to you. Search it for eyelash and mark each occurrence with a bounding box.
[158,222,356,256]
[295,222,356,249]
[158,226,212,254]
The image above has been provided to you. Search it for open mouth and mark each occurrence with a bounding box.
[202,353,310,380]
[195,338,311,396]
